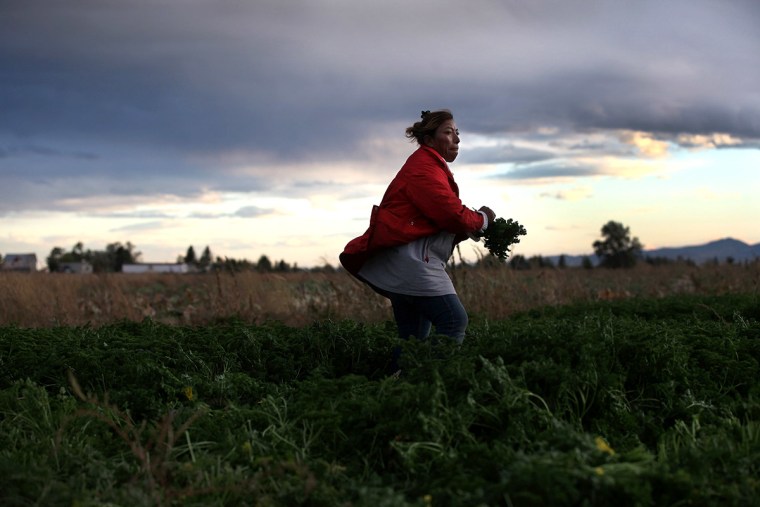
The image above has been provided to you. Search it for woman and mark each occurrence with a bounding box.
[340,109,495,359]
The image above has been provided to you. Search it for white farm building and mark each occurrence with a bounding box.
[122,263,192,274]
[1,253,38,272]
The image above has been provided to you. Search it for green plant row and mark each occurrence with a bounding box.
[1,294,759,506]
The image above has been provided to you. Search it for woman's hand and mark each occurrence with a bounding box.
[479,206,496,227]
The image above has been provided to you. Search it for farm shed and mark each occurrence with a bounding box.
[122,263,191,274]
[1,253,37,272]
[57,261,94,274]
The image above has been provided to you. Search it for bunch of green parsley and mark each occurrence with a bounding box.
[483,217,527,261]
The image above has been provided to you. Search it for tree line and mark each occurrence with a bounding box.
[35,219,644,274]
[179,245,305,273]
[10,220,642,274]
[47,242,141,273]
[42,242,313,274]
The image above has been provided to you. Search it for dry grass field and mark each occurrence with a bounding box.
[1,262,758,328]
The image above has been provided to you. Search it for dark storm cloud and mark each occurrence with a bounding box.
[0,0,403,158]
[1,0,759,211]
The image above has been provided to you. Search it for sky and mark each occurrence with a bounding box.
[2,0,759,269]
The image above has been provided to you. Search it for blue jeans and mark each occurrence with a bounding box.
[384,292,468,370]
[387,292,469,343]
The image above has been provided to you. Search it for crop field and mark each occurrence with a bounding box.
[1,264,759,505]
[1,262,758,327]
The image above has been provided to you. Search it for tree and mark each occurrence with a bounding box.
[109,241,140,272]
[46,245,83,271]
[199,246,212,269]
[509,254,531,270]
[256,255,272,272]
[72,242,85,261]
[88,250,110,272]
[47,247,66,272]
[592,220,642,268]
[184,246,197,265]
[528,255,554,269]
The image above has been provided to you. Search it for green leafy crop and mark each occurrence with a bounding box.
[483,217,527,261]
[2,294,760,505]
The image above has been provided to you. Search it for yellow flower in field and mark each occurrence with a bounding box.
[183,386,194,401]
[242,441,253,455]
[595,436,615,455]
[423,494,433,506]
[595,466,605,476]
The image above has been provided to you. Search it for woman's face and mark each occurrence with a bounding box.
[425,119,460,163]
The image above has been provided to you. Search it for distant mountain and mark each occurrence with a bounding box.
[644,238,759,264]
[545,238,760,267]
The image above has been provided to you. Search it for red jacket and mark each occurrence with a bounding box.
[340,146,485,277]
